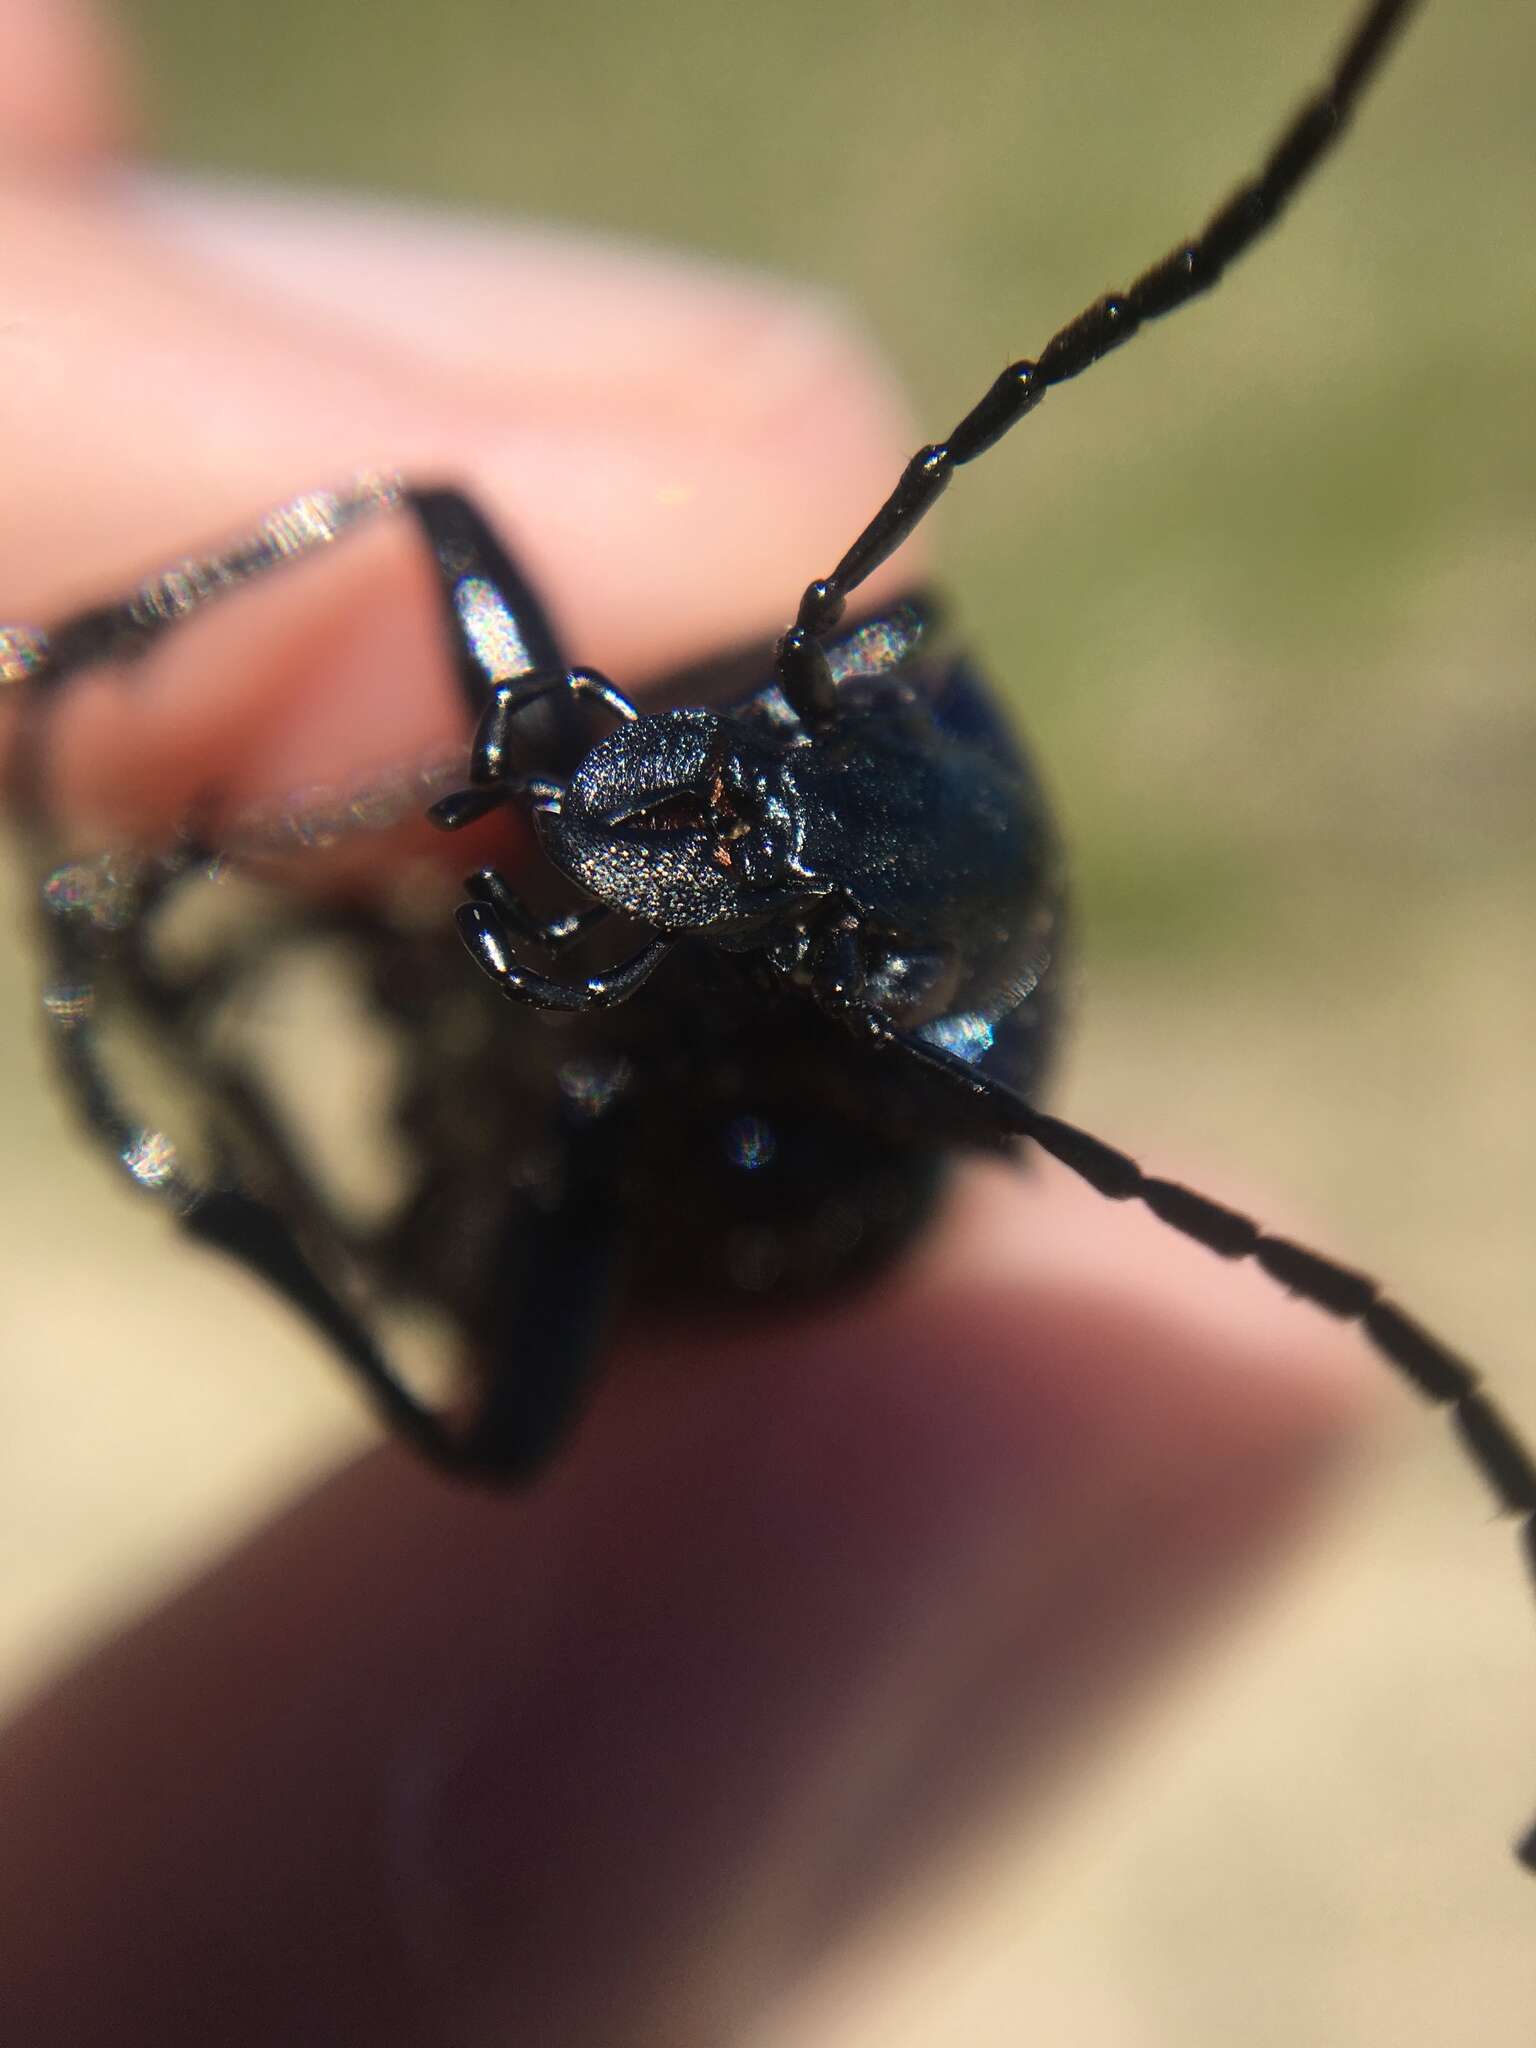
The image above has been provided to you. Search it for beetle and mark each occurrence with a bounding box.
[3,0,1533,1911]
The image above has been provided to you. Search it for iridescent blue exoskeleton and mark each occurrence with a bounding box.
[5,0,1534,1867]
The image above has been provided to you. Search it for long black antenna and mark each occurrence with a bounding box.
[1019,1097,1536,1871]
[886,1010,1536,1869]
[776,0,1423,719]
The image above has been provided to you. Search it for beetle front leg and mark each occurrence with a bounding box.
[4,476,405,694]
[456,896,674,1011]
[3,477,581,830]
[463,866,614,957]
[427,770,565,833]
[28,837,614,1483]
[460,667,640,792]
[403,485,567,715]
[429,663,639,831]
[423,664,639,824]
[189,1164,621,1483]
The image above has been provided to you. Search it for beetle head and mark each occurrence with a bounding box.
[538,710,802,931]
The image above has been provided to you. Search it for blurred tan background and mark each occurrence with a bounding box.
[2,0,1533,2040]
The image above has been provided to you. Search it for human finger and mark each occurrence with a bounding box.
[0,1159,1369,2047]
[2,176,913,845]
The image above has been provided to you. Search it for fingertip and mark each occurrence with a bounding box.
[0,0,137,171]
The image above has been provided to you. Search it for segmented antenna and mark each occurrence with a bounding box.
[777,0,1422,715]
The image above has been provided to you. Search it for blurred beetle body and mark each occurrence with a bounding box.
[6,0,1536,1860]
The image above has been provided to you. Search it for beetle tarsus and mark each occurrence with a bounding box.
[463,868,613,956]
[456,899,674,1011]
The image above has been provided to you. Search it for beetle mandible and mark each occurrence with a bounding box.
[4,0,1534,1883]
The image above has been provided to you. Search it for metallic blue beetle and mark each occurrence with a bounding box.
[8,9,1534,1868]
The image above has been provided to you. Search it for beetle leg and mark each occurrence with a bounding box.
[444,1156,621,1480]
[429,664,639,831]
[456,900,674,1011]
[1,476,573,714]
[463,866,614,957]
[468,680,552,785]
[185,1167,617,1482]
[30,833,612,1480]
[403,486,567,715]
[3,476,405,692]
[460,668,639,790]
[427,771,565,833]
[3,478,588,829]
[490,667,640,728]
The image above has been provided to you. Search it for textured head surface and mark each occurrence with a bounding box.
[539,709,802,930]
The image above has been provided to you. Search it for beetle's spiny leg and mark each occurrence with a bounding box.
[463,868,613,957]
[456,902,673,1012]
[779,0,1423,660]
[406,485,567,716]
[6,475,405,691]
[469,667,640,782]
[428,785,511,831]
[32,826,617,1482]
[428,772,564,833]
[188,1172,619,1482]
[470,676,561,785]
[30,834,444,1464]
[4,477,585,842]
[563,668,641,722]
[497,667,639,725]
[5,479,583,805]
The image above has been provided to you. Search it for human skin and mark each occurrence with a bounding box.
[0,6,1369,2043]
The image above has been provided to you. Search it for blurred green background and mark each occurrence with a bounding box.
[4,1,1533,2040]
